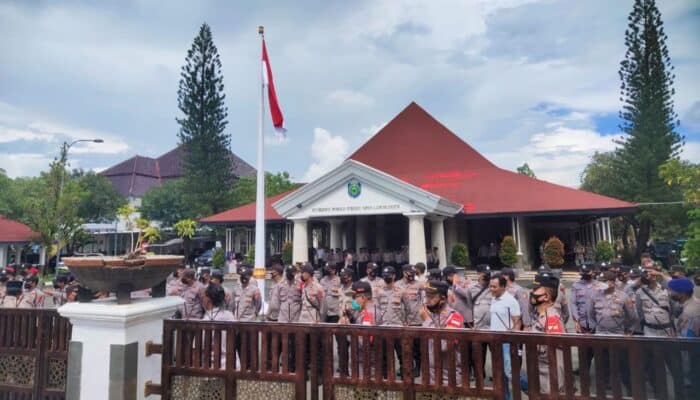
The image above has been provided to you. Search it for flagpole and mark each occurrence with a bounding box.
[254,25,267,309]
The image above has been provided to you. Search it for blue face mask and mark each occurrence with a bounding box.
[351,299,361,311]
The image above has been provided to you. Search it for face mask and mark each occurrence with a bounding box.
[669,293,682,302]
[368,270,377,278]
[406,274,415,282]
[240,277,250,284]
[181,278,189,285]
[426,299,444,314]
[383,276,393,285]
[530,292,545,306]
[581,273,592,280]
[286,272,295,280]
[351,299,361,311]
[24,282,32,290]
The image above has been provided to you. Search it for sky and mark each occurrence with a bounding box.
[0,0,698,188]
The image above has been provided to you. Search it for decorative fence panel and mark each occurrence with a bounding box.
[0,309,71,400]
[156,320,700,400]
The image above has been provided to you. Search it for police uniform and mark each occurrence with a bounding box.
[376,280,406,326]
[675,292,700,338]
[298,266,324,324]
[203,306,236,367]
[360,263,386,297]
[422,281,464,385]
[19,287,46,309]
[448,275,473,327]
[506,281,531,328]
[278,274,303,323]
[232,280,262,321]
[470,283,492,329]
[636,284,674,336]
[529,304,565,394]
[569,265,602,332]
[320,274,342,323]
[267,277,285,322]
[0,281,24,308]
[588,286,638,335]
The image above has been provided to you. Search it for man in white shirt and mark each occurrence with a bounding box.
[489,274,521,400]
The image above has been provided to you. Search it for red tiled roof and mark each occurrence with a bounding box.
[202,102,635,223]
[0,215,38,243]
[348,102,635,216]
[200,191,295,224]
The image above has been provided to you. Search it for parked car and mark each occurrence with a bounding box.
[194,249,214,267]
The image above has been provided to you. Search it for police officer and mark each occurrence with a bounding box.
[501,267,531,328]
[636,268,674,337]
[0,271,7,298]
[166,266,186,295]
[569,264,600,333]
[338,267,355,317]
[298,263,324,324]
[339,281,376,377]
[278,265,302,323]
[361,262,386,297]
[320,263,342,323]
[20,275,46,308]
[668,278,700,395]
[209,269,233,311]
[538,265,570,323]
[44,275,69,307]
[443,266,472,328]
[524,274,565,394]
[267,264,286,322]
[421,280,465,385]
[616,265,631,291]
[232,266,262,321]
[399,264,424,376]
[174,269,204,319]
[375,266,407,377]
[470,264,493,330]
[0,281,24,308]
[588,271,638,335]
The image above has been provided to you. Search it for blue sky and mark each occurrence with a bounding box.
[0,0,698,188]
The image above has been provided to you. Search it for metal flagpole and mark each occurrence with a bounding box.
[254,25,267,309]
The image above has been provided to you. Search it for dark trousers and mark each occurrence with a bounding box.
[325,315,340,323]
[358,261,368,279]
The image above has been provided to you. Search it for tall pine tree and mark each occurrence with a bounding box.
[615,0,684,257]
[177,23,234,217]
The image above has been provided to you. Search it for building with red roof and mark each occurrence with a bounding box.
[0,215,40,267]
[202,103,635,269]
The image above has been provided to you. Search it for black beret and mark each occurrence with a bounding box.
[348,281,372,297]
[382,266,395,275]
[531,272,559,289]
[402,264,416,273]
[442,266,458,276]
[300,263,314,274]
[476,264,491,273]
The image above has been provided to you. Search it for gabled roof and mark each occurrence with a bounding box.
[0,215,38,243]
[348,102,636,216]
[201,191,294,224]
[101,145,256,198]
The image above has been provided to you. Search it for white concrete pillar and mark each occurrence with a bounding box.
[513,217,523,256]
[329,219,343,250]
[355,216,368,253]
[376,216,386,250]
[39,247,47,266]
[292,218,309,263]
[444,218,458,263]
[14,246,22,264]
[429,216,447,268]
[406,213,427,265]
[0,244,7,267]
[605,217,612,242]
[59,297,182,400]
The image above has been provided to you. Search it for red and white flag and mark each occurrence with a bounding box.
[262,39,285,134]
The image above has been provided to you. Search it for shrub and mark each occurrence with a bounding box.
[212,247,226,269]
[499,236,518,266]
[450,243,469,267]
[282,241,293,265]
[543,236,565,267]
[595,240,615,262]
[245,247,255,265]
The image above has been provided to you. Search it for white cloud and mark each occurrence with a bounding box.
[680,141,700,163]
[0,153,52,178]
[0,127,55,143]
[360,122,388,139]
[327,89,375,107]
[302,128,350,182]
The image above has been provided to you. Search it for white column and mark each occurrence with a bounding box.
[292,218,309,263]
[444,218,458,263]
[406,213,427,265]
[512,217,523,256]
[355,216,368,253]
[59,297,182,400]
[0,244,7,267]
[376,215,386,250]
[39,247,47,266]
[430,216,447,268]
[14,246,22,264]
[329,219,342,250]
[605,217,612,242]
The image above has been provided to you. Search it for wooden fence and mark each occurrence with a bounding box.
[153,320,700,400]
[0,309,71,400]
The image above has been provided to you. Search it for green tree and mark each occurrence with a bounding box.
[614,0,683,258]
[516,163,536,178]
[177,23,233,217]
[174,218,197,263]
[212,247,226,269]
[282,241,293,265]
[450,243,469,267]
[499,236,518,266]
[140,179,190,226]
[659,160,700,267]
[73,170,127,222]
[595,240,615,262]
[230,172,297,208]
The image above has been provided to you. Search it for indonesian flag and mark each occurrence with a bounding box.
[262,39,285,134]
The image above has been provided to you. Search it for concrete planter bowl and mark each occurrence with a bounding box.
[62,255,184,304]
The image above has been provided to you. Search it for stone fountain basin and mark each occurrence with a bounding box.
[62,255,184,304]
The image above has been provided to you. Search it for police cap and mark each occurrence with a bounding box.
[424,280,449,296]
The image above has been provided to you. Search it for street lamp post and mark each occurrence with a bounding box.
[55,138,104,268]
